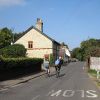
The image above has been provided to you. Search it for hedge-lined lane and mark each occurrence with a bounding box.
[0,57,43,81]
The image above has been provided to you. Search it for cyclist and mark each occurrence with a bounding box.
[44,59,50,77]
[55,56,63,77]
[58,56,63,70]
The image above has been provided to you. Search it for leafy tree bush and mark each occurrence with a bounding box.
[71,48,83,61]
[0,44,26,58]
[71,38,100,61]
[71,48,80,58]
[0,27,13,49]
[49,54,54,65]
[14,32,24,41]
[0,56,43,70]
[85,46,100,58]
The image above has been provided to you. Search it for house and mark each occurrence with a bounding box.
[15,18,60,60]
[59,43,71,62]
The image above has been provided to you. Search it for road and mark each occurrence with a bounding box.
[0,62,100,100]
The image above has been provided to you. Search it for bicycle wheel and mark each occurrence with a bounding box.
[47,69,50,77]
[45,69,50,77]
[56,67,60,78]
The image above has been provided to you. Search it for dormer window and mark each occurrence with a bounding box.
[28,41,33,48]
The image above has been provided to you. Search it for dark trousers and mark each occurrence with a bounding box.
[55,65,61,71]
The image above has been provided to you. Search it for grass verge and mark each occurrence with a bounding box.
[88,69,100,88]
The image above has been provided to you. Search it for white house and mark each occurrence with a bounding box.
[15,18,60,60]
[59,44,71,62]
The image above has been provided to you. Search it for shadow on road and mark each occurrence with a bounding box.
[48,73,66,78]
[59,73,66,77]
[49,73,56,77]
[0,69,42,82]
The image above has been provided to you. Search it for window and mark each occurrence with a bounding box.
[28,41,33,48]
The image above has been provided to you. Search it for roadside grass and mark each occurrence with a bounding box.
[88,69,97,77]
[97,81,100,86]
[88,69,100,88]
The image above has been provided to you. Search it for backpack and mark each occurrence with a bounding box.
[55,59,60,65]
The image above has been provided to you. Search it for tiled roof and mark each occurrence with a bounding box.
[15,26,60,45]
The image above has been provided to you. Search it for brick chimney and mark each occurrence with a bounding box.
[36,18,43,32]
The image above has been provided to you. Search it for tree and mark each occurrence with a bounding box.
[72,38,100,61]
[80,39,99,49]
[85,46,100,58]
[14,32,24,42]
[0,44,26,58]
[71,48,79,58]
[71,47,83,61]
[80,39,100,60]
[0,27,13,49]
[49,54,54,65]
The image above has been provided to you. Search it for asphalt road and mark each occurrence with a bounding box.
[0,62,100,100]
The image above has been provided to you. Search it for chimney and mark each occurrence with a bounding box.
[36,18,43,32]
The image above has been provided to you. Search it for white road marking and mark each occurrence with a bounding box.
[63,90,75,97]
[48,89,98,98]
[32,95,40,100]
[46,90,54,96]
[51,90,62,96]
[86,90,98,98]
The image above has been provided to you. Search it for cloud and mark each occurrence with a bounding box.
[0,0,26,7]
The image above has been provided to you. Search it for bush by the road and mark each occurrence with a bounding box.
[0,56,43,70]
[0,56,43,81]
[0,44,26,58]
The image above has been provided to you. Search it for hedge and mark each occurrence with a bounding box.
[0,57,43,81]
[0,56,43,70]
[0,44,26,58]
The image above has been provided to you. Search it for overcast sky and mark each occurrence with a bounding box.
[0,0,100,50]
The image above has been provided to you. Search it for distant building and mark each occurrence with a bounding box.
[59,43,71,62]
[15,18,60,60]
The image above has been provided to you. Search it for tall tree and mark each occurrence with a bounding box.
[80,39,99,49]
[0,27,13,49]
[71,38,100,61]
[85,46,100,58]
[14,32,25,42]
[71,47,83,61]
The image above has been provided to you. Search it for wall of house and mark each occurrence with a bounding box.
[53,43,60,60]
[15,28,53,58]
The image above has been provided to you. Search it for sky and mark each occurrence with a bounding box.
[0,0,100,50]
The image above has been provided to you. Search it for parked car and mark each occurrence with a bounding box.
[71,58,79,62]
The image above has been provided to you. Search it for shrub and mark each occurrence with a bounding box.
[49,54,54,65]
[0,56,43,71]
[88,69,97,74]
[0,56,43,80]
[0,44,26,58]
[85,46,100,59]
[0,27,13,49]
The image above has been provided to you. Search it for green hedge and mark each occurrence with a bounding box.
[0,56,43,70]
[49,54,54,65]
[0,44,26,58]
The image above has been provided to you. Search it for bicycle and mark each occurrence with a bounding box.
[46,68,50,77]
[55,65,60,78]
